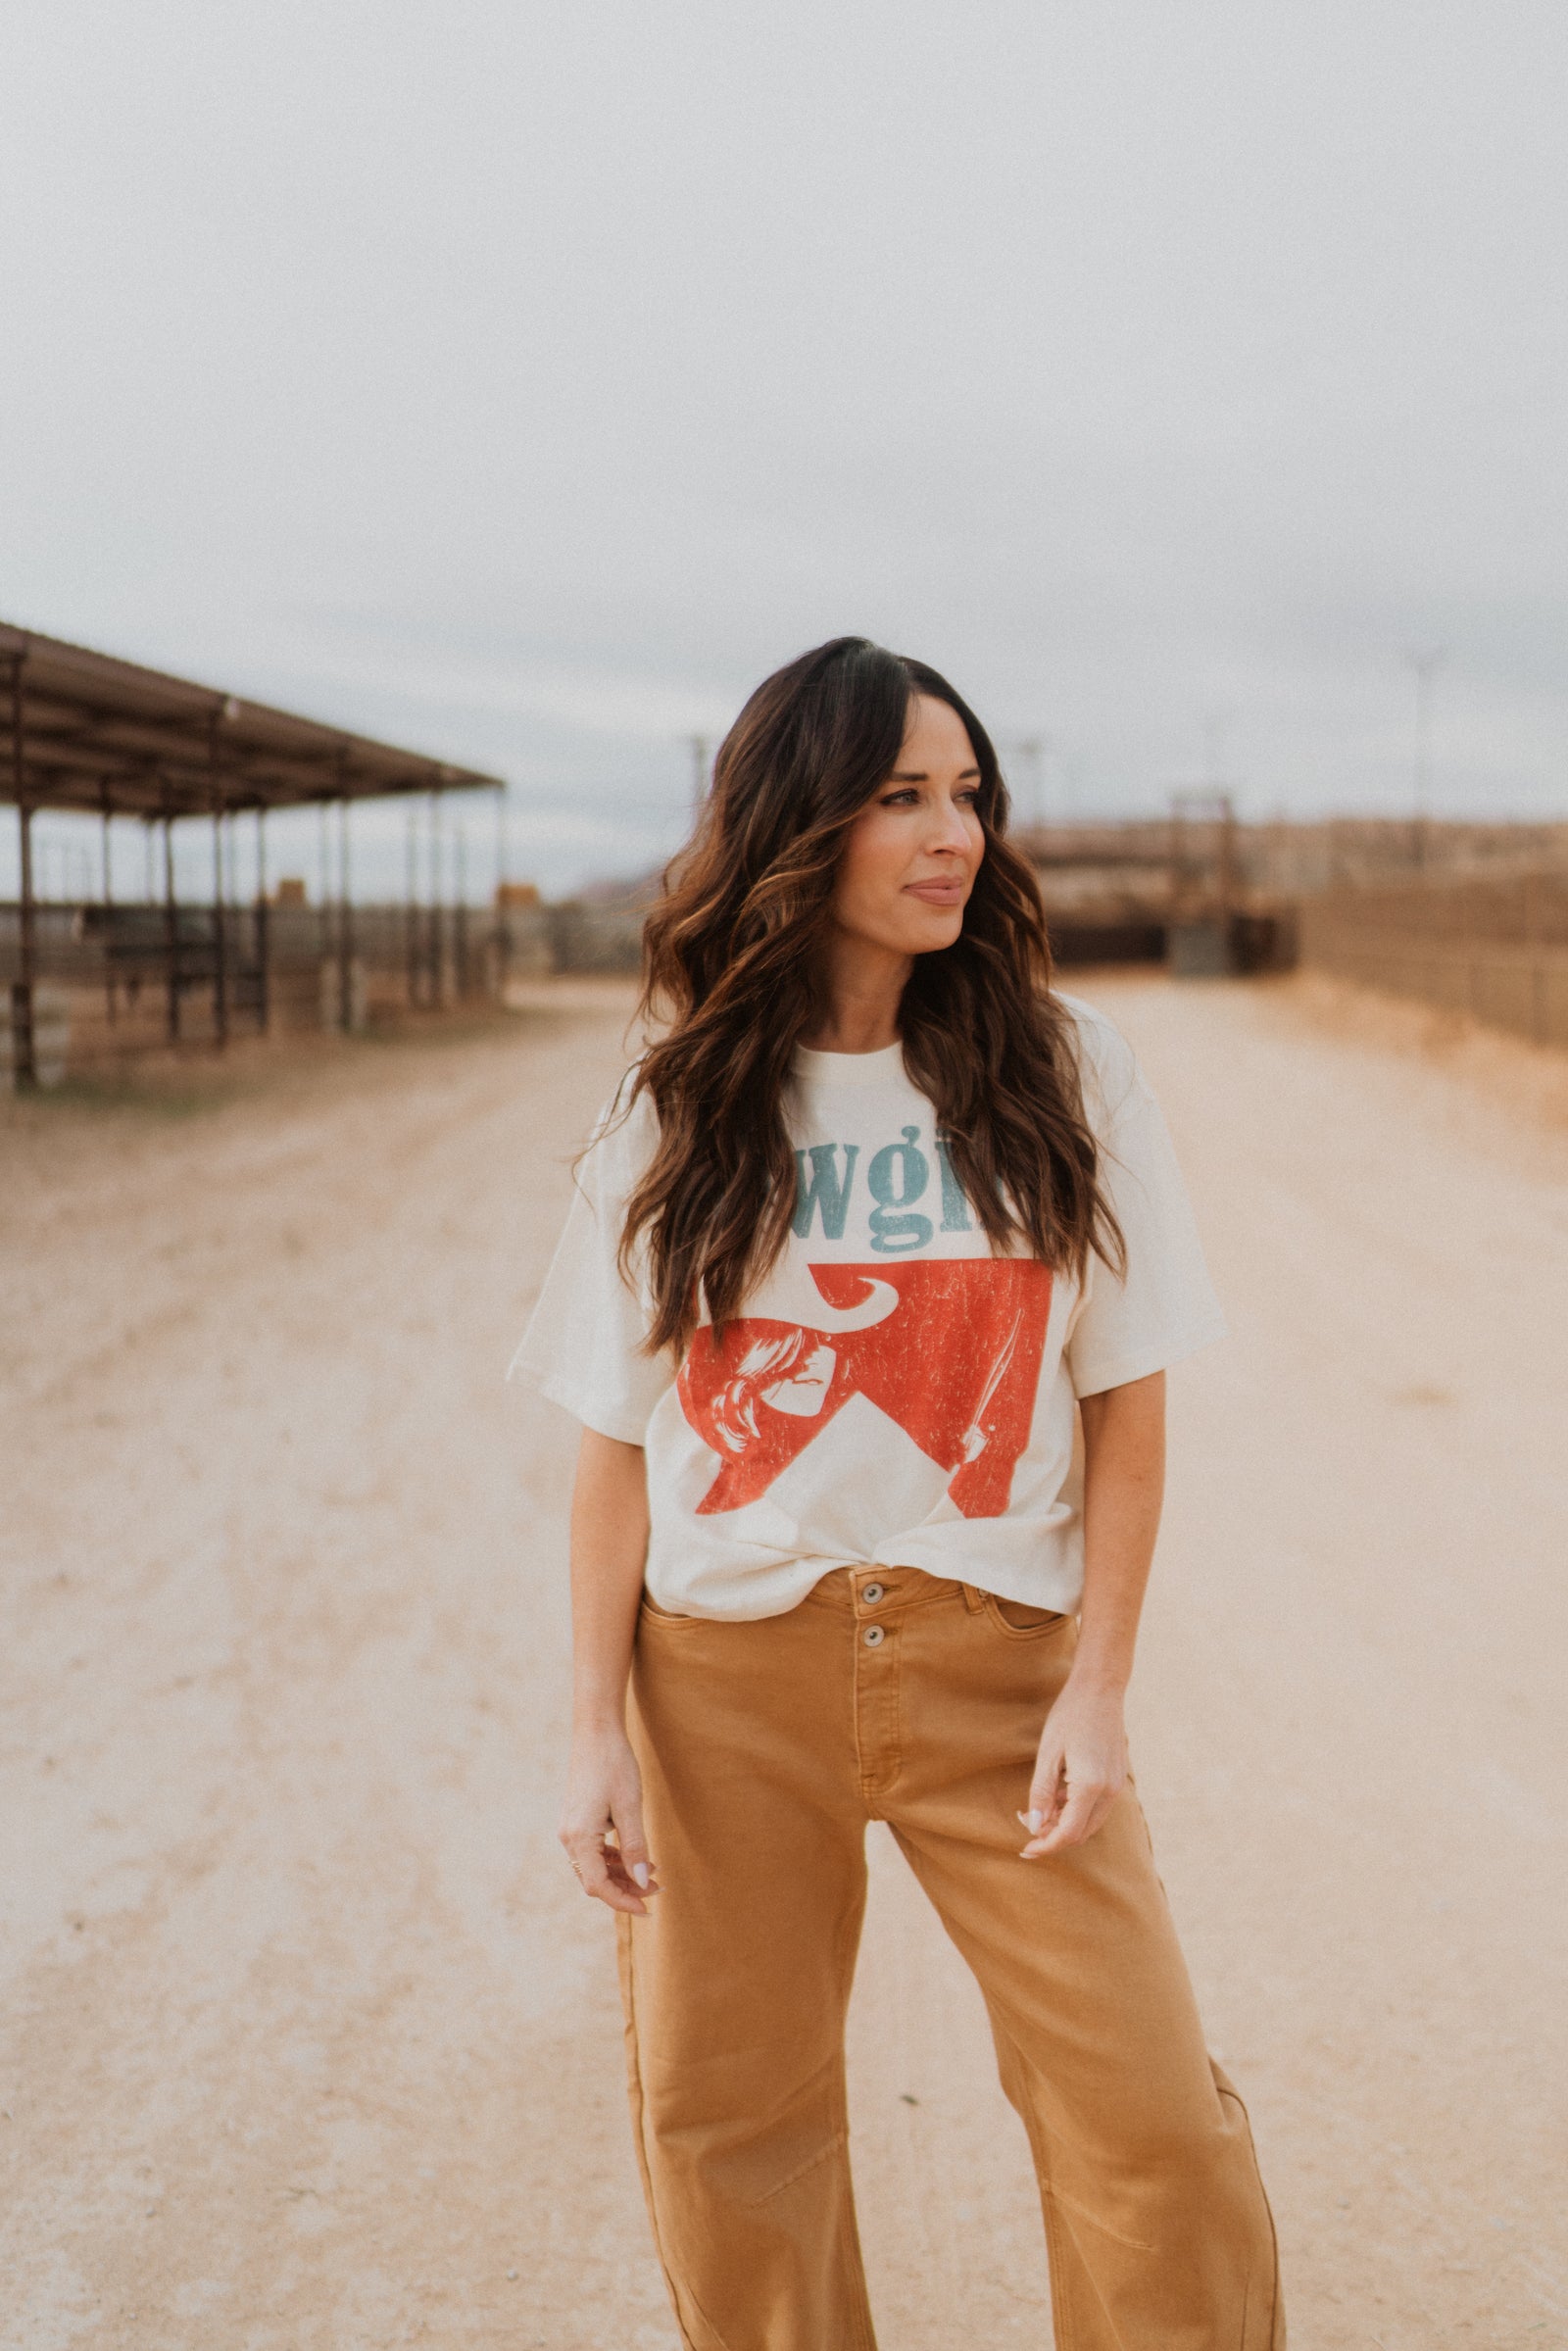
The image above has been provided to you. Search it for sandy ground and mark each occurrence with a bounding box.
[1,973,1564,2350]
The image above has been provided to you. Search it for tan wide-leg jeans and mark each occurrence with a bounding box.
[619,1564,1284,2351]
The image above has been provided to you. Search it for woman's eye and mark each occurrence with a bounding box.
[880,789,918,807]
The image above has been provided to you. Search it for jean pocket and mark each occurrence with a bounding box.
[979,1591,1073,1641]
[639,1590,704,1628]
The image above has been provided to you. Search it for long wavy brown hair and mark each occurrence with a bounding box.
[619,636,1124,1353]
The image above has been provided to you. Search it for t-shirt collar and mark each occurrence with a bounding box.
[791,1039,909,1085]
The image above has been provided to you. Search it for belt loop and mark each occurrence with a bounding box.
[960,1583,985,1613]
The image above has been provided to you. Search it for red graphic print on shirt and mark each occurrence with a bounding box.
[677,1259,1054,1517]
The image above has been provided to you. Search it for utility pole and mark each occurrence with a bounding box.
[689,735,710,815]
[1406,648,1446,873]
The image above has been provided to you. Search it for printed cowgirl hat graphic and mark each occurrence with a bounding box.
[701,1263,898,1449]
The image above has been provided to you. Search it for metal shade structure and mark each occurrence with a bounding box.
[0,619,502,817]
[2,620,506,1086]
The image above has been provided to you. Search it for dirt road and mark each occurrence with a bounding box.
[1,976,1564,2349]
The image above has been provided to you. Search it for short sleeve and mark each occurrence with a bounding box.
[507,1082,675,1444]
[1062,1005,1227,1398]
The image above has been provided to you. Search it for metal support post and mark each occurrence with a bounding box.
[210,729,228,1050]
[428,790,444,1005]
[12,803,36,1090]
[318,800,332,967]
[9,656,36,1089]
[454,813,469,1002]
[163,795,180,1043]
[491,782,509,1002]
[254,807,270,1034]
[100,782,117,1028]
[336,793,354,1031]
[405,800,419,1007]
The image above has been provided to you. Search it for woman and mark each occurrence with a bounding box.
[514,638,1284,2349]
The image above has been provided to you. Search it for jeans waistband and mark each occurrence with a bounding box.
[802,1564,982,1620]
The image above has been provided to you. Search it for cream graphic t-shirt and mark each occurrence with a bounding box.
[512,995,1225,1621]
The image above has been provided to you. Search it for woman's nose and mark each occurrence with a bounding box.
[928,804,973,854]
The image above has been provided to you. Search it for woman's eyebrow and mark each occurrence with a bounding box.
[887,765,982,781]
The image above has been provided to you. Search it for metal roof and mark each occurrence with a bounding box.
[0,620,504,819]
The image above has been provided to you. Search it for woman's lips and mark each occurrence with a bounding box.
[904,878,967,905]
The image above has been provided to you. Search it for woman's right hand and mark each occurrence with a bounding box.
[559,1724,660,1917]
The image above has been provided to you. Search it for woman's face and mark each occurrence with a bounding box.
[829,695,986,960]
[760,1343,837,1417]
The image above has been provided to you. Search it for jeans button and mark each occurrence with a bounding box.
[862,1624,885,1648]
[862,1582,885,1606]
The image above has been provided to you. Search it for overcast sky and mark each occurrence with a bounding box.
[3,2,1566,900]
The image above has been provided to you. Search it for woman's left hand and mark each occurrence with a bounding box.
[1018,1674,1129,1858]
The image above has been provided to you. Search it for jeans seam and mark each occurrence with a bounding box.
[619,1916,701,2349]
[865,1588,967,1618]
[1007,2055,1084,2351]
[831,1853,878,2351]
[854,1627,903,1815]
[1215,2082,1285,2347]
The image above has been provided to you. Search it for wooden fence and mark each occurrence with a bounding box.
[1298,873,1568,1051]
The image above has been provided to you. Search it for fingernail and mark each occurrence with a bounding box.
[631,1862,650,1889]
[1022,1809,1043,1836]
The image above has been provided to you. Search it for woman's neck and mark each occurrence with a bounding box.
[801,932,911,1054]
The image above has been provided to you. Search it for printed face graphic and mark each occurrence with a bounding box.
[678,1258,1053,1516]
[762,1343,837,1416]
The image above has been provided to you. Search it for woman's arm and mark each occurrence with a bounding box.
[557,1427,660,1916]
[1020,1369,1166,1859]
